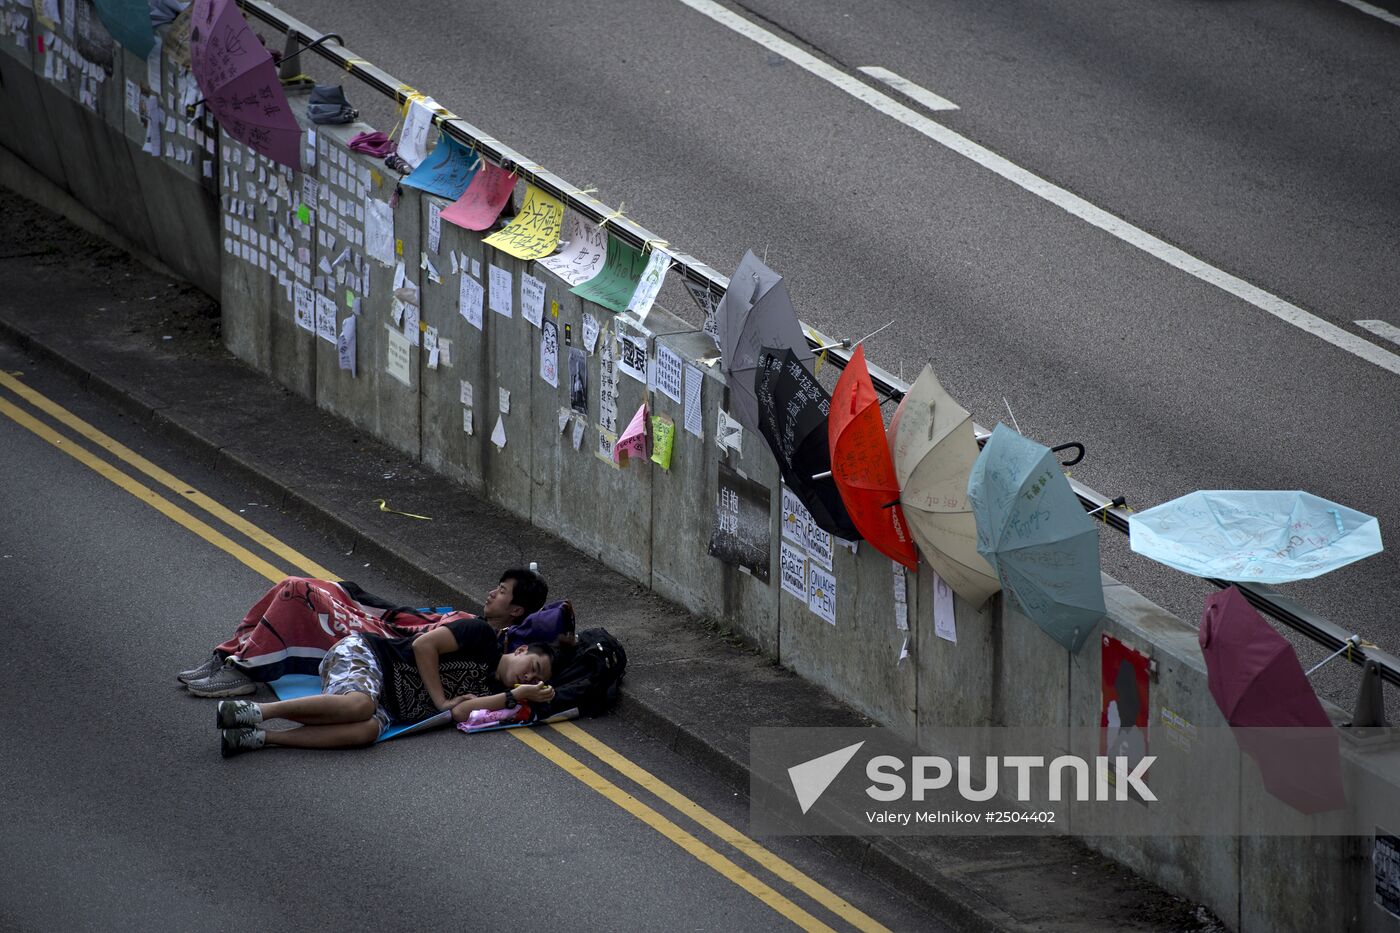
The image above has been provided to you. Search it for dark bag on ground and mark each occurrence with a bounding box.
[533,627,626,721]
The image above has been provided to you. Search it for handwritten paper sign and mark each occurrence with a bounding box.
[684,364,704,439]
[364,197,394,266]
[441,161,517,231]
[337,314,356,377]
[570,416,586,451]
[539,320,559,388]
[484,184,563,260]
[458,272,483,330]
[314,292,337,344]
[627,247,669,323]
[488,264,513,317]
[614,402,649,465]
[708,463,771,582]
[397,98,435,168]
[650,415,675,470]
[521,273,546,327]
[427,202,442,254]
[893,562,909,632]
[808,565,837,625]
[539,212,607,286]
[402,133,479,199]
[617,331,648,385]
[780,540,807,599]
[460,380,473,407]
[653,344,683,403]
[599,336,619,434]
[572,235,648,314]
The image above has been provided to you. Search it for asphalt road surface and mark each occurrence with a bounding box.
[267,0,1400,707]
[0,344,940,932]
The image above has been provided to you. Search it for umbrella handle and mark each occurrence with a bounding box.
[1051,442,1085,467]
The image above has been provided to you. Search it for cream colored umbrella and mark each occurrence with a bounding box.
[890,365,1000,606]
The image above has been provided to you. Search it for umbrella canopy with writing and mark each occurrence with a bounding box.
[967,423,1104,652]
[717,251,813,433]
[890,364,1000,606]
[1199,586,1344,813]
[189,0,300,168]
[755,346,860,540]
[1130,490,1382,584]
[829,345,917,569]
[93,0,156,58]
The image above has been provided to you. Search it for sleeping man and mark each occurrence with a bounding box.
[214,614,566,756]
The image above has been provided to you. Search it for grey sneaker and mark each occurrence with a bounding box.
[216,699,263,729]
[220,727,266,758]
[177,652,223,684]
[187,662,255,698]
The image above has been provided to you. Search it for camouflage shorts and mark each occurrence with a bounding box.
[318,634,391,737]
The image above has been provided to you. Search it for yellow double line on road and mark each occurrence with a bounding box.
[0,370,888,933]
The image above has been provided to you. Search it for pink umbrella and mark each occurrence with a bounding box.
[189,0,301,168]
[1199,586,1345,814]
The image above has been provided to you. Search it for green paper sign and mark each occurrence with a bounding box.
[296,204,311,225]
[572,235,648,314]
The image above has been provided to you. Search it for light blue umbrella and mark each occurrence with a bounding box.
[967,424,1105,653]
[1129,490,1382,583]
[93,0,157,59]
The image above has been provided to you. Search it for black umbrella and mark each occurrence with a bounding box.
[755,346,861,541]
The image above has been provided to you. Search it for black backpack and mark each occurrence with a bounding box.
[535,627,627,721]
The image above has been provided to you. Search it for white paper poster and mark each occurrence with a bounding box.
[933,571,957,644]
[683,364,704,439]
[314,292,338,344]
[808,565,837,625]
[540,320,559,388]
[893,562,909,632]
[626,247,669,323]
[599,336,619,434]
[337,314,357,377]
[780,486,807,546]
[521,273,546,327]
[427,202,442,254]
[459,273,483,330]
[398,98,434,168]
[491,414,507,449]
[570,417,586,451]
[583,313,601,354]
[459,379,473,407]
[618,332,648,385]
[489,263,513,317]
[538,212,607,286]
[653,344,683,403]
[780,540,807,600]
[463,407,474,435]
[364,198,395,266]
[716,408,743,453]
[385,325,412,387]
[293,283,315,333]
[804,516,834,571]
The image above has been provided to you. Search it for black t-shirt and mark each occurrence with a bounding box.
[365,618,503,722]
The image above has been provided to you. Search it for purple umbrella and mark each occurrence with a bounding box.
[189,0,300,169]
[1199,586,1345,814]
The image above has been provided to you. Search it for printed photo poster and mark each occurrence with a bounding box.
[568,346,589,414]
[708,463,771,583]
[1376,832,1400,920]
[539,320,559,388]
[1100,635,1151,791]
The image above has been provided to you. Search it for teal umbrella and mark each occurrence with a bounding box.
[1130,490,1382,583]
[93,0,157,59]
[967,424,1105,652]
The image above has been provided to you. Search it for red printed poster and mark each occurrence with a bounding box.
[1100,634,1150,781]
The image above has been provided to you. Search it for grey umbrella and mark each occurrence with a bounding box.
[717,251,815,432]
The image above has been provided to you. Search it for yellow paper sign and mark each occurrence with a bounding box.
[551,299,559,318]
[650,415,675,470]
[395,238,404,256]
[484,184,565,260]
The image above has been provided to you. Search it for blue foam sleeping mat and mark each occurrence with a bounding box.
[267,674,535,742]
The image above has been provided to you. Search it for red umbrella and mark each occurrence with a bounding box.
[1199,586,1345,814]
[190,0,301,169]
[829,346,917,570]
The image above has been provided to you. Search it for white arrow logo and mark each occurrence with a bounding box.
[787,741,865,814]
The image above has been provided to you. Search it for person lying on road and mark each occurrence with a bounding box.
[178,568,550,697]
[214,615,566,756]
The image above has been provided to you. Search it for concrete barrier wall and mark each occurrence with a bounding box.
[3,14,1397,931]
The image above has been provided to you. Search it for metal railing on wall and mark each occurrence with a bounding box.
[241,0,1400,703]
